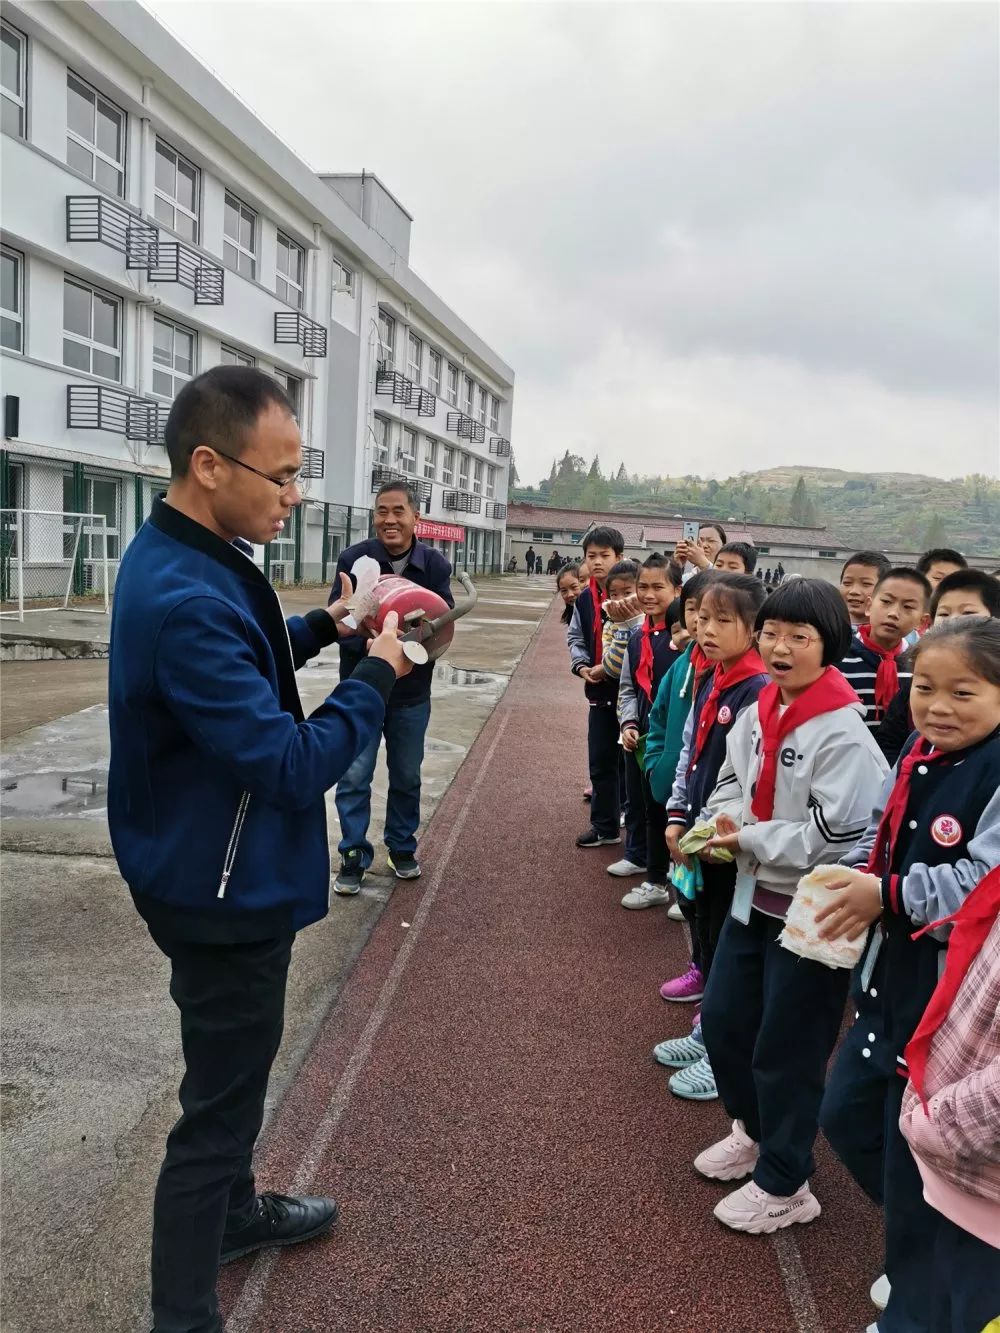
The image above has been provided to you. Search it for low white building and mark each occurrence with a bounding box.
[0,0,514,595]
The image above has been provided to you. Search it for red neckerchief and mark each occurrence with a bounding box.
[690,643,710,676]
[866,736,948,875]
[691,648,767,763]
[905,866,1000,1109]
[858,623,902,717]
[589,578,605,664]
[635,617,666,701]
[751,668,862,820]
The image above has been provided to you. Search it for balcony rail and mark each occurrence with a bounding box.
[371,466,431,506]
[446,412,486,443]
[127,238,224,305]
[66,384,165,444]
[487,501,508,519]
[274,311,328,357]
[489,436,511,457]
[300,446,325,480]
[405,387,437,418]
[66,194,154,256]
[376,369,415,406]
[442,490,482,514]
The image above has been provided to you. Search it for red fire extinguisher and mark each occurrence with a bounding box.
[361,572,478,664]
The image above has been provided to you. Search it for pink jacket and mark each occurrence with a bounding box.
[900,914,1000,1246]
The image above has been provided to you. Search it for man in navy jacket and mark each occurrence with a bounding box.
[330,480,454,892]
[108,366,410,1333]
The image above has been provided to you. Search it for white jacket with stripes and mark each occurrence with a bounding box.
[705,698,890,896]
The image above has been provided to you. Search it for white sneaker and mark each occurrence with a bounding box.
[694,1120,760,1181]
[667,901,685,921]
[713,1180,821,1233]
[621,881,670,908]
[606,858,647,878]
[870,1275,890,1311]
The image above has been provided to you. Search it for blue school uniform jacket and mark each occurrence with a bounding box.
[108,499,395,942]
[567,585,618,706]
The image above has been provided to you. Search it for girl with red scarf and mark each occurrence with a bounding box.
[686,580,888,1235]
[816,617,1000,1333]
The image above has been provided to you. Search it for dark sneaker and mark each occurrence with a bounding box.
[575,828,622,848]
[387,851,421,880]
[219,1192,338,1264]
[334,850,365,896]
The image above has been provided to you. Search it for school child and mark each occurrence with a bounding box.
[598,559,648,875]
[567,526,627,849]
[877,568,1000,765]
[898,866,1000,1333]
[685,580,888,1232]
[817,617,1000,1333]
[916,546,967,591]
[661,573,770,1100]
[668,597,691,652]
[836,567,930,739]
[616,556,682,907]
[557,562,582,627]
[839,550,892,628]
[714,541,758,575]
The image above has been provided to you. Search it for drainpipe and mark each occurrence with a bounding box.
[136,82,154,446]
[309,222,322,493]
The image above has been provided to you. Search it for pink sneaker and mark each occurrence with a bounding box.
[659,962,704,1003]
[713,1180,821,1234]
[694,1120,759,1181]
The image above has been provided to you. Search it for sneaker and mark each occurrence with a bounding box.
[334,850,365,896]
[669,1053,718,1100]
[607,858,648,878]
[659,962,704,1003]
[622,881,670,909]
[219,1192,338,1264]
[870,1275,890,1311]
[653,1031,706,1068]
[387,851,421,880]
[694,1120,760,1181]
[620,811,626,827]
[576,828,622,848]
[713,1180,821,1234]
[583,785,592,802]
[667,901,685,921]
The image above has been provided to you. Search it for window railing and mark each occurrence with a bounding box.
[371,466,431,506]
[375,368,415,406]
[301,446,325,479]
[66,383,165,444]
[442,490,482,514]
[487,501,508,519]
[489,436,511,457]
[445,411,486,443]
[274,311,327,357]
[66,194,152,255]
[406,387,437,418]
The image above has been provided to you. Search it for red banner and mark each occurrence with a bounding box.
[415,520,465,542]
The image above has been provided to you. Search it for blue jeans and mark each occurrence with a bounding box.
[335,700,431,867]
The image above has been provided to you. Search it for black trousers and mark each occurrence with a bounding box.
[693,859,736,981]
[700,910,850,1196]
[148,925,293,1333]
[587,702,621,837]
[641,767,668,885]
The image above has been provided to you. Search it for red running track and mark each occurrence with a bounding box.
[219,600,882,1333]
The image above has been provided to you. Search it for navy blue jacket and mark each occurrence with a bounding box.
[626,627,679,732]
[108,499,395,942]
[332,538,454,708]
[570,585,618,706]
[667,668,769,826]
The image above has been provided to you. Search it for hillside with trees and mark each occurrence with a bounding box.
[511,456,1000,556]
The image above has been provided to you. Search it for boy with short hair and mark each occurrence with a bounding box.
[567,526,627,849]
[715,541,758,575]
[836,567,930,736]
[839,550,891,627]
[916,546,967,590]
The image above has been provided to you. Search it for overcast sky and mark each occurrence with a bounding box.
[146,1,999,484]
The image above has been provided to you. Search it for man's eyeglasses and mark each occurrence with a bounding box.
[212,449,302,493]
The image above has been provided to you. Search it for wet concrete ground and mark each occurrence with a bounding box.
[0,575,553,1333]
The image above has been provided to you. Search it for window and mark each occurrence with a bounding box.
[478,386,488,425]
[373,415,390,466]
[223,192,257,279]
[407,331,422,384]
[64,473,121,560]
[441,445,454,485]
[154,139,199,242]
[490,395,500,432]
[446,363,459,406]
[423,438,437,481]
[63,277,120,380]
[276,233,304,309]
[532,530,555,541]
[331,256,354,296]
[473,460,483,495]
[273,368,302,418]
[486,464,496,499]
[756,545,771,555]
[2,21,26,137]
[221,345,254,367]
[463,375,474,416]
[152,316,195,399]
[400,427,417,476]
[459,452,470,490]
[378,308,395,366]
[66,72,125,197]
[427,349,442,395]
[1,246,23,352]
[818,549,837,559]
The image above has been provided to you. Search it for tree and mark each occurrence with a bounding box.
[921,513,949,549]
[788,476,818,526]
[549,451,587,507]
[615,461,629,483]
[578,455,611,512]
[509,453,520,489]
[538,458,556,497]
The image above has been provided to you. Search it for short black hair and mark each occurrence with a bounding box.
[607,559,639,587]
[583,525,625,556]
[930,568,1000,619]
[917,547,967,575]
[666,596,684,628]
[716,541,757,574]
[875,566,932,605]
[701,571,768,629]
[699,521,727,544]
[375,479,420,509]
[683,568,719,608]
[840,550,891,582]
[640,553,681,585]
[911,616,1000,687]
[164,365,293,478]
[756,578,852,665]
[556,560,581,584]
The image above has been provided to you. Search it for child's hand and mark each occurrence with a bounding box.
[666,822,690,869]
[621,726,639,752]
[715,814,740,836]
[707,830,741,854]
[579,665,603,684]
[815,870,883,942]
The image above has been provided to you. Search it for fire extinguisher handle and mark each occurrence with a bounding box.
[419,572,478,636]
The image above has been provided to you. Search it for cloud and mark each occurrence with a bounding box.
[145,0,1000,483]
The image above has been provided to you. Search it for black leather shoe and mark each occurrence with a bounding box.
[219,1192,338,1264]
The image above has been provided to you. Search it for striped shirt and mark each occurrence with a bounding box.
[835,633,912,735]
